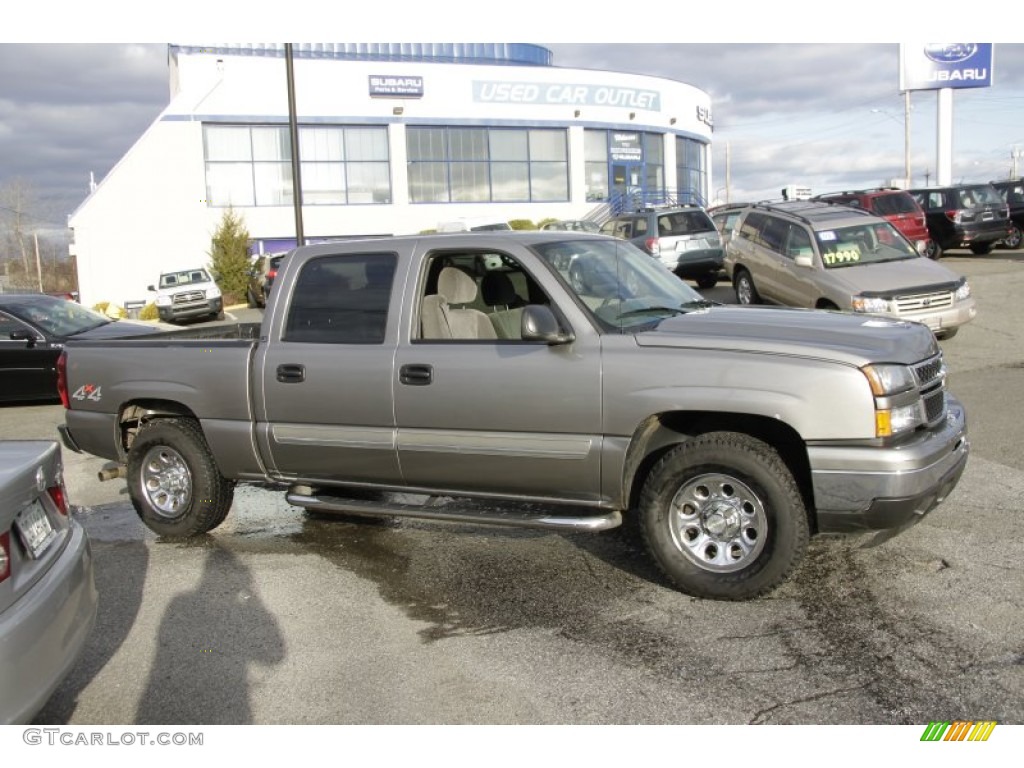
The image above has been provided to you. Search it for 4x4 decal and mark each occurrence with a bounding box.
[71,384,102,402]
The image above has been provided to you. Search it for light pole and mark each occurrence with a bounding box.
[872,91,912,186]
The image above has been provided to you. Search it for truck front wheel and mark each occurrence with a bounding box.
[638,432,809,600]
[127,418,234,537]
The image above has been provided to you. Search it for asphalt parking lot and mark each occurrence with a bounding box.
[3,249,1023,729]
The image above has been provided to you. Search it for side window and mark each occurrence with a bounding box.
[633,218,648,236]
[0,312,29,341]
[418,251,550,342]
[738,211,768,245]
[283,252,396,344]
[784,224,813,259]
[759,216,788,253]
[928,192,944,210]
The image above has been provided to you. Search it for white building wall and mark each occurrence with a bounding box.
[70,47,713,307]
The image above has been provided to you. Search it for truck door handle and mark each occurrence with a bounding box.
[277,364,305,383]
[400,364,433,386]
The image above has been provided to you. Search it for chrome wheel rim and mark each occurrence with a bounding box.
[737,276,754,304]
[667,473,768,572]
[141,445,192,519]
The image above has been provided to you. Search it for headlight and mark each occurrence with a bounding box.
[206,285,222,299]
[862,364,915,395]
[155,295,171,307]
[862,364,922,437]
[954,281,971,302]
[851,296,890,314]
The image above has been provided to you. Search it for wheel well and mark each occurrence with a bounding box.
[815,298,839,310]
[117,400,199,458]
[624,411,816,532]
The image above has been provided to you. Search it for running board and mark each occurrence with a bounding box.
[285,489,622,533]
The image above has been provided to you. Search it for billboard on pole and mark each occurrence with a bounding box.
[900,44,993,91]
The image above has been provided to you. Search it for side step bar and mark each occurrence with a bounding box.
[285,488,622,533]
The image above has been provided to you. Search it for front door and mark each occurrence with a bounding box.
[612,162,644,207]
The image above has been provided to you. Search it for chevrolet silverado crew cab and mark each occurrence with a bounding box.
[57,231,969,600]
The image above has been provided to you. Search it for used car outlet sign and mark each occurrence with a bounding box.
[900,43,994,90]
[473,80,661,111]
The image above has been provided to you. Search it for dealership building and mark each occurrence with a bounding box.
[69,43,715,307]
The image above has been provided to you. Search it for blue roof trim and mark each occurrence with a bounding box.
[170,43,553,67]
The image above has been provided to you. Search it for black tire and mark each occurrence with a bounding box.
[1002,224,1022,250]
[924,240,942,260]
[733,268,760,305]
[247,289,258,309]
[637,432,809,600]
[970,242,994,255]
[214,310,226,321]
[695,273,719,290]
[936,327,959,340]
[126,418,234,537]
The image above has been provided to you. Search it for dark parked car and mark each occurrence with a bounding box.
[906,183,1011,259]
[247,254,286,308]
[0,440,97,724]
[812,188,931,256]
[0,293,158,403]
[599,205,723,288]
[990,178,1024,250]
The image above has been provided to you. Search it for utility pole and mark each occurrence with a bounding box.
[285,43,305,247]
[903,90,912,186]
[34,232,43,291]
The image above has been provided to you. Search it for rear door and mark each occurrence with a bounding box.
[255,249,402,484]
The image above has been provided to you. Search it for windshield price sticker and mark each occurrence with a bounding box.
[822,249,861,265]
[15,499,57,559]
[819,231,837,241]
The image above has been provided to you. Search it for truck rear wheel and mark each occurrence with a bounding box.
[638,432,808,600]
[127,418,234,537]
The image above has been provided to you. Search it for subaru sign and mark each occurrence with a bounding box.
[900,43,993,90]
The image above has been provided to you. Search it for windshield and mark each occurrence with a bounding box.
[815,221,919,269]
[160,268,212,288]
[4,295,113,336]
[532,238,709,331]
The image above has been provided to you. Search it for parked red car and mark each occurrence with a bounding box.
[813,188,932,256]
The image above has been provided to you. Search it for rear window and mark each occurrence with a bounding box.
[870,193,920,216]
[958,185,1004,207]
[656,211,714,236]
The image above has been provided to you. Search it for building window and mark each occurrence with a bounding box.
[204,124,391,207]
[407,126,568,203]
[675,137,707,206]
[584,130,609,201]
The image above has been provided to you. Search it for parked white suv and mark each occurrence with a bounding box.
[723,201,976,340]
[148,268,224,324]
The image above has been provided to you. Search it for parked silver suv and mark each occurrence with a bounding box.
[722,201,976,339]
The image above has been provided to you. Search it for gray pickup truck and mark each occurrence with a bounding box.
[57,231,969,600]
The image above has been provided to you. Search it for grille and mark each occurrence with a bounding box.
[913,355,945,387]
[173,290,205,304]
[894,291,953,313]
[923,390,946,424]
[913,354,947,427]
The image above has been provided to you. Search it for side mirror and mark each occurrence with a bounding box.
[521,305,574,345]
[147,285,156,292]
[794,254,813,268]
[10,329,37,348]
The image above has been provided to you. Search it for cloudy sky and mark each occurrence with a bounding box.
[3,8,1022,230]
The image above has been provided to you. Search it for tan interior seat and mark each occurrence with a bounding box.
[421,267,497,340]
